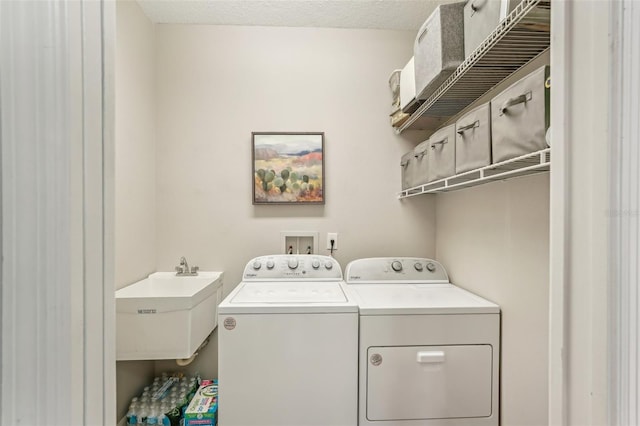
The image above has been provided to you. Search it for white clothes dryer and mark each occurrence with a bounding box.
[218,255,358,426]
[345,257,500,426]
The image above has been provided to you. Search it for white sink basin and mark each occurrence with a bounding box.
[116,271,224,361]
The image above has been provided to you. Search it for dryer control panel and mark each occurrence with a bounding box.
[345,257,449,283]
[243,255,342,281]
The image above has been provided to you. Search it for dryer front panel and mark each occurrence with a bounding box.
[366,345,493,421]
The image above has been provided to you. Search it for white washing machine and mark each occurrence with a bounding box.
[344,257,500,426]
[218,254,358,426]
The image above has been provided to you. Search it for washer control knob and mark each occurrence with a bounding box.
[311,259,320,269]
[414,262,424,272]
[266,260,275,269]
[288,258,299,270]
[391,261,403,272]
[252,261,261,270]
[426,262,436,272]
[324,261,333,270]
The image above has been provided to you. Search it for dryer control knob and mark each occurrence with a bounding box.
[288,258,299,269]
[266,260,275,269]
[324,261,333,270]
[252,261,261,270]
[426,262,436,272]
[311,259,320,269]
[414,262,424,272]
[391,261,403,272]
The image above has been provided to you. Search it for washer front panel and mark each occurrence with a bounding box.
[219,254,358,426]
[219,312,358,426]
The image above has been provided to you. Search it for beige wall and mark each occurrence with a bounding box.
[115,0,157,289]
[436,174,550,426]
[115,0,157,420]
[115,11,554,425]
[154,25,433,290]
[152,24,435,379]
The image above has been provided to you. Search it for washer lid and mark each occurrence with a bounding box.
[347,283,500,315]
[218,281,358,314]
[232,282,347,303]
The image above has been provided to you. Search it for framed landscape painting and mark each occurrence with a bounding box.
[252,132,325,205]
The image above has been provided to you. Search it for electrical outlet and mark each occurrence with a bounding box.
[327,232,338,250]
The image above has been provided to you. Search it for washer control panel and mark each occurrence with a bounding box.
[243,255,342,280]
[344,257,449,283]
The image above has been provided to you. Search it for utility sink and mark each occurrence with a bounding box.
[116,271,224,361]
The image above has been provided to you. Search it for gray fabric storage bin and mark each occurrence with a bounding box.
[414,2,465,101]
[464,0,518,58]
[464,0,551,58]
[401,140,430,189]
[455,102,492,173]
[412,140,431,186]
[427,124,457,182]
[401,151,417,190]
[491,65,550,163]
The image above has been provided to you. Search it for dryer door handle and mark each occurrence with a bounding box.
[416,351,445,363]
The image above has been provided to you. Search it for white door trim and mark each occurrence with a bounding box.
[609,0,640,424]
[549,1,612,424]
[0,0,115,424]
[548,0,570,423]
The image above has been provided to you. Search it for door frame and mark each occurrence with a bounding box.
[0,0,115,423]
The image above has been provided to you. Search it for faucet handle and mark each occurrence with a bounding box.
[175,266,183,274]
[191,265,199,274]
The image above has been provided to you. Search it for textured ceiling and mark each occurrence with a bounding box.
[136,0,458,31]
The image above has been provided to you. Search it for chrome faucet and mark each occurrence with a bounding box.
[175,256,199,276]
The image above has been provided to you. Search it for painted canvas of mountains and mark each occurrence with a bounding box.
[252,133,324,204]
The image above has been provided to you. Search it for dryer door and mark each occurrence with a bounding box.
[366,345,493,421]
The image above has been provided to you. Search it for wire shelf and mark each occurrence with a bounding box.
[397,0,551,133]
[398,148,550,198]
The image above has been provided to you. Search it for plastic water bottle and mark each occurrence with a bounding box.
[146,412,157,425]
[127,397,142,425]
[126,408,138,425]
[160,402,169,414]
[137,405,148,425]
[158,414,171,426]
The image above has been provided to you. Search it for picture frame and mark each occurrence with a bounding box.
[252,132,325,205]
